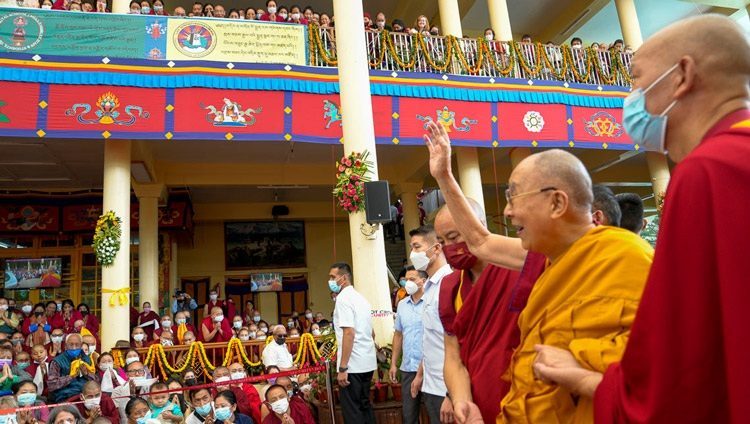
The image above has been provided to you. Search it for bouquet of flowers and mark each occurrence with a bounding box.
[333,150,373,213]
[93,210,122,266]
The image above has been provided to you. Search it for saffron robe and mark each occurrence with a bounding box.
[439,264,525,424]
[499,226,653,423]
[594,109,750,423]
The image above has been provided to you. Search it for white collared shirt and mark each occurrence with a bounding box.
[262,340,294,369]
[334,285,377,373]
[421,263,453,396]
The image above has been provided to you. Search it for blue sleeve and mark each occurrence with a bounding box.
[189,299,198,310]
[393,302,403,332]
[171,300,178,313]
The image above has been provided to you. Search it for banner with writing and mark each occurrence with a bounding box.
[0,7,305,64]
[165,19,306,65]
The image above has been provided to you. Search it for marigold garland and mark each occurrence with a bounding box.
[333,150,373,214]
[307,24,632,85]
[93,210,122,266]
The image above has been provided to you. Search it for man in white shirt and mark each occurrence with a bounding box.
[329,262,377,423]
[261,324,295,371]
[408,225,454,423]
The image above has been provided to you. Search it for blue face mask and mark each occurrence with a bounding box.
[17,392,37,406]
[214,406,232,421]
[195,403,213,417]
[328,278,341,293]
[398,279,406,287]
[623,63,679,153]
[66,348,82,359]
[136,410,152,424]
[141,6,150,13]
[0,414,16,424]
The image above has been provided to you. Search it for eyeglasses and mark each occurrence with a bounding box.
[127,368,146,376]
[505,187,557,207]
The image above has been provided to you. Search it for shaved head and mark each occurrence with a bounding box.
[435,197,486,228]
[632,14,750,162]
[505,150,595,261]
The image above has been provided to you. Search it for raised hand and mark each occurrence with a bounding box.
[423,120,453,180]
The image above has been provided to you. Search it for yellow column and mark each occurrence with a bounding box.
[332,0,393,345]
[101,140,131,351]
[438,0,486,212]
[487,0,513,40]
[111,0,128,15]
[614,0,669,202]
[399,184,422,256]
[134,184,164,315]
[509,147,531,168]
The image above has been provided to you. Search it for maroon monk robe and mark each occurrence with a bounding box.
[594,109,750,423]
[439,264,530,424]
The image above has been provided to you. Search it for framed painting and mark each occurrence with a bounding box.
[224,221,306,270]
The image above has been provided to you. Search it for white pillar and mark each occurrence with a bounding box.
[399,185,422,256]
[614,0,669,202]
[137,194,160,314]
[332,0,393,345]
[614,0,644,49]
[438,0,486,212]
[487,0,513,40]
[111,0,128,15]
[101,140,131,351]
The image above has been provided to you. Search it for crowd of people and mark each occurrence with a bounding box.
[0,288,337,424]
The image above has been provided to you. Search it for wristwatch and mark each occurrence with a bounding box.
[338,366,349,373]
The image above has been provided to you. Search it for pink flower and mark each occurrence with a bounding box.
[344,158,352,167]
[340,156,347,163]
[354,160,362,166]
[338,165,345,172]
[351,174,359,182]
[353,195,359,201]
[348,189,356,196]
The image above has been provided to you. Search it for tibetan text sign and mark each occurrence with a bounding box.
[166,19,306,64]
[0,7,306,64]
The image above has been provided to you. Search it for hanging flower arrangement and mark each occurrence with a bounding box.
[333,150,373,213]
[93,210,122,266]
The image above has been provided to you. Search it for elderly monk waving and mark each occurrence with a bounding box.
[534,15,750,423]
[495,149,654,423]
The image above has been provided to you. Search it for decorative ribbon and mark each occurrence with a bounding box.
[102,287,130,306]
[176,323,188,344]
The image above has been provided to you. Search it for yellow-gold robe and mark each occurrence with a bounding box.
[498,226,653,424]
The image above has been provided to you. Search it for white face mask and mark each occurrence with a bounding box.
[305,313,313,319]
[162,339,173,346]
[230,371,246,380]
[51,336,64,344]
[291,12,300,20]
[409,249,431,271]
[405,280,420,296]
[233,321,242,329]
[133,334,145,342]
[176,318,186,325]
[267,6,276,14]
[215,376,231,384]
[239,335,250,341]
[279,12,287,19]
[214,315,224,323]
[84,396,101,410]
[0,305,8,311]
[162,320,171,328]
[485,34,493,41]
[312,329,321,336]
[22,305,32,314]
[210,294,218,301]
[89,344,97,353]
[41,4,52,8]
[99,363,113,372]
[271,397,289,414]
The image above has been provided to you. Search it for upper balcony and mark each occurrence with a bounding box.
[0,7,632,87]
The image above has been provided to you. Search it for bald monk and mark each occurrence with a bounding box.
[492,149,653,423]
[534,15,750,423]
[430,196,524,424]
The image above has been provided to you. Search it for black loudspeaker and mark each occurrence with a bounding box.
[272,205,289,217]
[364,181,393,224]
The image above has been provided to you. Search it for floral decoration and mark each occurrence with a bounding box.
[93,210,121,266]
[333,150,373,213]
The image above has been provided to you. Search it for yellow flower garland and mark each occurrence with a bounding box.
[69,358,96,376]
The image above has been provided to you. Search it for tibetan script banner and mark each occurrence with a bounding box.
[0,7,306,64]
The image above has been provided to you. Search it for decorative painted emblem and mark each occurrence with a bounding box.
[523,111,545,133]
[65,92,150,125]
[323,100,342,128]
[583,111,624,138]
[0,100,8,123]
[417,106,478,132]
[0,13,44,52]
[145,20,167,40]
[1,205,54,231]
[148,48,163,60]
[173,22,216,58]
[202,98,262,127]
[67,205,102,229]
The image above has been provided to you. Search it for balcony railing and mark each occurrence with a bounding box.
[309,26,633,87]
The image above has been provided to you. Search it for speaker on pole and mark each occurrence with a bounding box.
[364,181,393,224]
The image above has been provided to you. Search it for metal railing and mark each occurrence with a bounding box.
[309,26,633,87]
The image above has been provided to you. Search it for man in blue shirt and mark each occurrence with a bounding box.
[390,266,427,424]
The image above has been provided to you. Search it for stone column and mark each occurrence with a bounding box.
[134,184,165,315]
[332,0,394,345]
[487,0,513,40]
[437,0,486,211]
[101,140,131,351]
[111,0,129,15]
[614,0,670,203]
[399,184,422,256]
